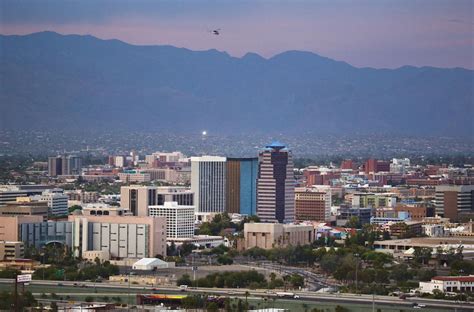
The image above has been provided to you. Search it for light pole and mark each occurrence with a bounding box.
[354,253,359,294]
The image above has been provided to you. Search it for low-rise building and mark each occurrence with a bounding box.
[0,199,49,220]
[420,275,474,293]
[243,223,314,250]
[423,224,445,237]
[167,235,225,248]
[0,241,24,260]
[389,221,423,238]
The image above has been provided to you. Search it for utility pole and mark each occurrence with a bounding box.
[14,276,18,312]
[354,253,359,294]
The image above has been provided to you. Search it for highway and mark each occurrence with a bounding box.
[1,278,472,311]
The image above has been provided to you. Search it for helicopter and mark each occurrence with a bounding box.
[209,28,221,35]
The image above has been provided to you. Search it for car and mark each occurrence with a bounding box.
[293,295,300,299]
[413,306,421,309]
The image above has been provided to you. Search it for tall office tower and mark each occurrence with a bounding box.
[191,156,227,213]
[226,158,258,215]
[120,185,157,216]
[66,155,82,175]
[48,156,63,176]
[295,186,331,222]
[257,142,295,223]
[435,185,474,221]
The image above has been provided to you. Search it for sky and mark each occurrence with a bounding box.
[1,0,473,69]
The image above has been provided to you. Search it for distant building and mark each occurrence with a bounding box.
[40,190,68,216]
[395,203,434,221]
[120,185,158,216]
[0,185,53,205]
[0,198,49,220]
[257,142,295,223]
[156,187,194,206]
[352,193,397,209]
[390,158,410,174]
[336,207,372,227]
[364,159,390,174]
[389,221,423,238]
[243,223,313,250]
[226,158,258,215]
[294,186,331,222]
[191,156,227,213]
[340,159,355,170]
[118,171,151,183]
[148,202,195,239]
[435,185,474,221]
[0,241,24,260]
[48,155,82,176]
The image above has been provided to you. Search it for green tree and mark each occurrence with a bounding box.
[177,274,193,286]
[68,205,82,213]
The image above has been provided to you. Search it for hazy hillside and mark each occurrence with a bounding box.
[1,32,472,137]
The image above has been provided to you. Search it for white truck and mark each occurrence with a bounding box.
[276,292,299,298]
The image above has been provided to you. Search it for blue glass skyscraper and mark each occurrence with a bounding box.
[226,158,258,215]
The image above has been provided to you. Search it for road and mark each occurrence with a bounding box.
[243,260,335,290]
[1,278,472,311]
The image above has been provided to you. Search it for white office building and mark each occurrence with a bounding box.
[40,190,68,216]
[149,201,195,239]
[191,156,226,213]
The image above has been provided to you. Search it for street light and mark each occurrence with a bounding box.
[354,253,359,294]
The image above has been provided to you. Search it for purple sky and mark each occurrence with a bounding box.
[1,0,473,69]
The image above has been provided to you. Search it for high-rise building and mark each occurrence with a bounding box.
[66,155,82,175]
[48,155,82,176]
[191,156,227,213]
[48,156,63,176]
[435,185,474,221]
[149,201,195,238]
[120,185,157,216]
[257,142,295,223]
[295,186,331,222]
[226,158,258,215]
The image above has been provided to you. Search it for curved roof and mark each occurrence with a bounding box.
[266,141,286,149]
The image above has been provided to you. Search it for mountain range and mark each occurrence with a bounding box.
[0,31,472,137]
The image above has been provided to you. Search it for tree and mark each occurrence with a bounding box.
[68,205,82,213]
[346,216,361,229]
[177,274,193,286]
[413,247,432,265]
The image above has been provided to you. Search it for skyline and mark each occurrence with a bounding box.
[1,0,473,69]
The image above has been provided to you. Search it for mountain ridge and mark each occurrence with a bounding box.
[0,31,473,137]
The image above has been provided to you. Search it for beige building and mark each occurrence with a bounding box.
[0,199,49,220]
[243,223,314,250]
[120,185,158,216]
[69,214,167,259]
[0,241,24,260]
[82,250,111,262]
[0,216,43,241]
[295,186,331,222]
